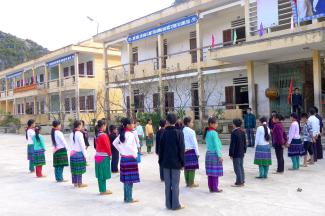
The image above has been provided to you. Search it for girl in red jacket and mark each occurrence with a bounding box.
[95,120,113,195]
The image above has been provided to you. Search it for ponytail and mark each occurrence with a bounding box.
[51,120,60,147]
[35,126,41,142]
[119,118,131,143]
[260,117,270,142]
[26,119,35,140]
[203,127,209,140]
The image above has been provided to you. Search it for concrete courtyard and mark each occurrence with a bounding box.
[1,134,325,216]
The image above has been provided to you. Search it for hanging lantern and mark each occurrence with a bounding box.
[265,88,279,100]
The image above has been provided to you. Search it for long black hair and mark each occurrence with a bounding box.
[260,117,270,142]
[203,117,217,139]
[26,119,35,140]
[73,120,82,142]
[96,120,106,137]
[35,126,42,143]
[51,120,61,147]
[109,124,117,133]
[118,118,131,143]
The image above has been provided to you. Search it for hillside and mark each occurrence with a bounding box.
[0,31,49,71]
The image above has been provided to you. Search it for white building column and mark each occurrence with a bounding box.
[196,16,205,124]
[127,43,134,119]
[33,96,37,115]
[157,34,165,117]
[74,52,80,120]
[247,61,257,114]
[313,50,322,114]
[103,45,111,120]
[58,63,63,118]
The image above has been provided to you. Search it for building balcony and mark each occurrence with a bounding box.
[13,83,38,94]
[210,23,325,63]
[133,60,158,79]
[107,65,129,84]
[166,53,196,73]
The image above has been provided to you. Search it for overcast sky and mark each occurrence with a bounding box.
[0,0,174,51]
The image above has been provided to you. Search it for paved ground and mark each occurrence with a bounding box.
[1,134,325,216]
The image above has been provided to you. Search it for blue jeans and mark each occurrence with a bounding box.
[54,166,64,182]
[246,129,255,147]
[233,158,245,185]
[163,168,181,210]
[124,183,133,202]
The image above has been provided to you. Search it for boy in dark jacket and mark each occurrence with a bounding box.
[244,108,256,147]
[159,113,185,210]
[229,118,247,187]
[156,119,167,181]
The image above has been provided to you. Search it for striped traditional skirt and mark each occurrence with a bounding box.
[53,148,69,167]
[184,149,199,170]
[254,145,272,166]
[146,137,153,146]
[205,151,223,177]
[27,144,34,161]
[70,152,86,175]
[33,149,46,166]
[120,156,140,184]
[95,155,111,181]
[288,138,305,157]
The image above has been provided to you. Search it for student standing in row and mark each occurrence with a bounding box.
[159,113,185,210]
[51,120,69,182]
[229,119,246,187]
[70,120,88,188]
[109,125,119,173]
[314,106,323,160]
[32,126,46,178]
[308,108,320,163]
[26,119,36,173]
[113,118,140,203]
[81,120,90,149]
[204,117,223,193]
[244,108,256,147]
[183,116,199,188]
[135,120,145,154]
[95,120,113,195]
[156,119,166,182]
[145,119,154,154]
[254,117,272,179]
[301,113,314,166]
[272,114,287,174]
[287,113,305,170]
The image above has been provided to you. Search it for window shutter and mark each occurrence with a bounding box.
[87,61,93,76]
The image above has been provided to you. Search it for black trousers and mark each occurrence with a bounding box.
[274,145,284,173]
[159,165,164,181]
[316,136,323,160]
[293,105,301,117]
[111,147,120,172]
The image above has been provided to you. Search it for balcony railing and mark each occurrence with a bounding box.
[13,83,38,93]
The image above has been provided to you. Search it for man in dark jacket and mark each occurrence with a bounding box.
[292,88,303,117]
[244,108,256,147]
[156,119,167,181]
[159,113,185,210]
[229,118,247,187]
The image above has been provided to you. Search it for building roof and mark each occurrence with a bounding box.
[94,0,239,44]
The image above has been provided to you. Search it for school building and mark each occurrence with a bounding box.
[94,0,325,121]
[0,39,121,125]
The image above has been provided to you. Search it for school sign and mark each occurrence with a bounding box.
[127,14,199,43]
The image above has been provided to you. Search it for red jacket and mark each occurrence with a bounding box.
[95,132,112,156]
